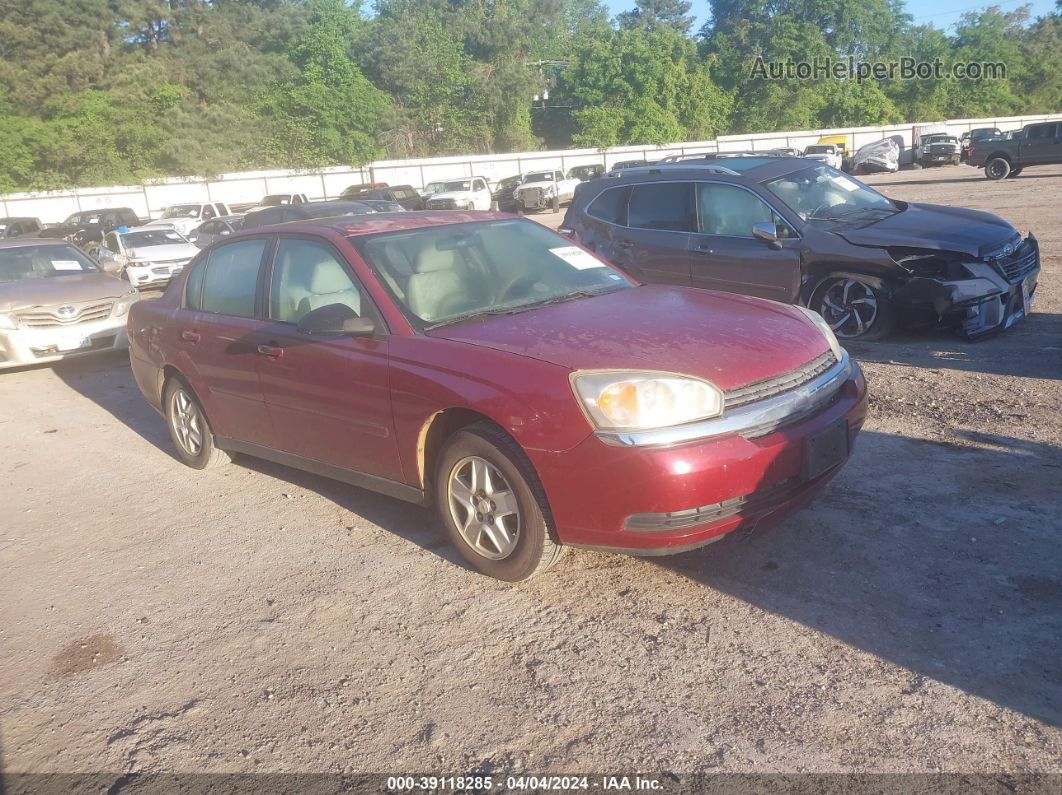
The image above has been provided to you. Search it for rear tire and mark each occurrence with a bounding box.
[985,158,1011,180]
[435,422,565,581]
[811,276,896,341]
[163,377,232,470]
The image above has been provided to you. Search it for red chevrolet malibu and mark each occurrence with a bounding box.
[128,212,867,580]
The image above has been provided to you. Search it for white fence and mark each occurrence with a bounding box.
[3,112,1060,225]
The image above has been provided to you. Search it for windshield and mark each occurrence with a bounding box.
[0,244,99,283]
[765,165,896,223]
[441,181,472,192]
[63,212,102,225]
[804,146,833,154]
[523,172,552,183]
[122,230,187,248]
[162,205,201,219]
[423,182,443,195]
[352,219,633,327]
[261,195,292,206]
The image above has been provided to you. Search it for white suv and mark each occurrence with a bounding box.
[147,202,230,237]
[424,177,493,210]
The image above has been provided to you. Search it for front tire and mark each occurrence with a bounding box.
[435,423,565,581]
[164,377,231,469]
[812,276,896,341]
[985,157,1011,180]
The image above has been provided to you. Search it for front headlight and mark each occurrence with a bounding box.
[112,289,141,318]
[0,312,18,330]
[570,371,724,431]
[796,305,844,361]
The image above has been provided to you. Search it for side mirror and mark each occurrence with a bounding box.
[753,222,781,246]
[296,303,376,337]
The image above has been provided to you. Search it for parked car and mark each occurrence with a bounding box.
[491,175,522,212]
[187,215,245,248]
[960,127,1003,161]
[420,181,445,200]
[560,158,1039,340]
[769,147,802,157]
[608,159,650,173]
[0,239,139,368]
[341,185,424,211]
[801,145,843,170]
[339,184,387,200]
[147,202,231,237]
[231,193,311,214]
[918,134,961,167]
[967,121,1062,180]
[567,164,606,181]
[513,170,581,213]
[849,139,900,174]
[0,217,43,239]
[95,226,200,287]
[912,123,947,165]
[816,135,851,170]
[424,177,493,210]
[241,200,376,229]
[38,207,142,248]
[127,212,866,580]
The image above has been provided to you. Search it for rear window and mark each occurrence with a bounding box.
[586,187,629,225]
[628,183,694,232]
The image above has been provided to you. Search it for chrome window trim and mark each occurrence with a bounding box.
[595,351,854,448]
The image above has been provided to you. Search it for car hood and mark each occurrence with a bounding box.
[148,217,196,231]
[429,191,474,201]
[0,272,129,312]
[127,243,198,261]
[803,153,833,160]
[516,182,554,191]
[833,202,1015,257]
[428,285,830,392]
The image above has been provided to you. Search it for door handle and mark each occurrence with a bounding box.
[257,344,284,359]
[180,330,201,343]
[617,240,636,249]
[694,245,714,255]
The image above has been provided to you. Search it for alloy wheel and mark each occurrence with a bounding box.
[170,388,204,456]
[820,279,879,338]
[447,456,521,560]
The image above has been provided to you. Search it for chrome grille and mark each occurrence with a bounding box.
[427,199,456,210]
[17,301,115,327]
[725,351,838,410]
[992,244,1038,284]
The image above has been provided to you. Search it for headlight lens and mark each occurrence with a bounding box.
[796,305,844,361]
[571,371,724,431]
[0,312,18,330]
[112,289,140,317]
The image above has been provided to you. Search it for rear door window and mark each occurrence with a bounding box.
[628,183,694,232]
[586,187,629,225]
[195,238,267,317]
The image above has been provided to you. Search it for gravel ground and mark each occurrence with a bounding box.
[2,164,1060,779]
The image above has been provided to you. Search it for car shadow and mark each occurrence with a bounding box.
[651,428,1062,727]
[844,311,1062,380]
[48,352,462,568]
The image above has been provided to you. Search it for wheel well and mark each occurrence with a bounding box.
[417,408,508,493]
[986,152,1012,163]
[801,269,891,305]
[160,365,183,404]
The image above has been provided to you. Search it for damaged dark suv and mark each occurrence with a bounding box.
[560,158,1040,340]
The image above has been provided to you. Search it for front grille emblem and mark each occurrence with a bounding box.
[56,305,77,319]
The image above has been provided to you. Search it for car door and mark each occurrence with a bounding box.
[608,182,694,285]
[688,182,801,302]
[175,237,276,447]
[1019,123,1056,165]
[254,235,403,482]
[472,178,491,210]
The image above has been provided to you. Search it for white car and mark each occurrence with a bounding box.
[513,170,581,212]
[146,202,231,237]
[95,227,200,287]
[801,145,843,170]
[424,177,493,210]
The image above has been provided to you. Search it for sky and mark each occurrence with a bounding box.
[602,0,1059,32]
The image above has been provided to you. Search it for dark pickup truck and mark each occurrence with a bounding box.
[38,207,142,247]
[967,121,1062,179]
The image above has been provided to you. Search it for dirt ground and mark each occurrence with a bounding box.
[2,163,1061,780]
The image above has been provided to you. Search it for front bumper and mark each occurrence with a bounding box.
[125,262,185,287]
[893,239,1040,339]
[528,362,867,553]
[0,316,129,369]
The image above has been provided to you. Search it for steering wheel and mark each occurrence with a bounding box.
[809,202,835,219]
[496,274,540,304]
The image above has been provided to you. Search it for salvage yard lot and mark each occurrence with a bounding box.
[2,165,1061,775]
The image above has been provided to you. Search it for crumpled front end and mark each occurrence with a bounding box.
[517,185,554,210]
[890,233,1040,338]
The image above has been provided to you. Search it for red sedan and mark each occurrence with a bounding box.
[128,212,867,580]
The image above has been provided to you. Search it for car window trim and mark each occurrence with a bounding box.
[263,232,389,334]
[692,179,800,240]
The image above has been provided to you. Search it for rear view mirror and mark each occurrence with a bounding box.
[296,303,376,337]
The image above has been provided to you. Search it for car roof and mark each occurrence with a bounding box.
[604,157,818,183]
[0,216,39,222]
[244,210,516,238]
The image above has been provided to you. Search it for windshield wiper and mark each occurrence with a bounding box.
[424,288,616,330]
